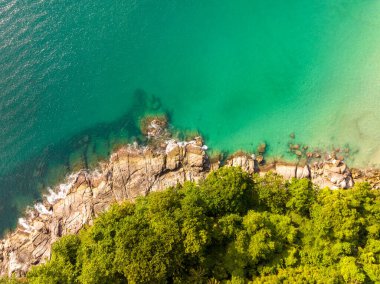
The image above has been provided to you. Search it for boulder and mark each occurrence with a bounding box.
[275,164,297,179]
[226,153,255,174]
[296,166,310,179]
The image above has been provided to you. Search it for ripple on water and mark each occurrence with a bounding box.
[1,0,380,235]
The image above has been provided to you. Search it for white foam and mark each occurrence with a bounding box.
[45,172,78,204]
[34,203,52,215]
[18,218,33,233]
[165,139,208,154]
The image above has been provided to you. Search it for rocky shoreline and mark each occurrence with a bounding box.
[0,118,378,277]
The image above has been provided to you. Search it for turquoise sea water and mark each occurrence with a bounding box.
[1,0,380,234]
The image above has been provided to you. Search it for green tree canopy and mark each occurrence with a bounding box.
[26,168,380,283]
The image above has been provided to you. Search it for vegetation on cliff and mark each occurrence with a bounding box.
[25,167,380,283]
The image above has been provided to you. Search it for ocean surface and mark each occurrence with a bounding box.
[0,0,380,234]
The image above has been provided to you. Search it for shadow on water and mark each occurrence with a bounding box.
[0,89,163,236]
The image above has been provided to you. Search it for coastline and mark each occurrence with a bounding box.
[0,117,379,277]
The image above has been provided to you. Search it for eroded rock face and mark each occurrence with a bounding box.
[0,139,362,277]
[0,140,208,277]
[351,168,380,189]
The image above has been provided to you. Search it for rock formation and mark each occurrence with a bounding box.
[225,152,354,189]
[351,168,380,189]
[0,138,209,277]
[0,120,361,277]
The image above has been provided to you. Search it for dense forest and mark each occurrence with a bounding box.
[7,167,380,283]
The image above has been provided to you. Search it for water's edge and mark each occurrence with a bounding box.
[0,116,379,277]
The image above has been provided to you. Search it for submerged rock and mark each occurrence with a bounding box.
[257,143,267,154]
[140,115,169,140]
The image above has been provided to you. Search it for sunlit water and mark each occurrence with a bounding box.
[0,0,379,234]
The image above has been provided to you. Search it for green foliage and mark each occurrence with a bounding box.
[286,178,315,216]
[254,172,288,214]
[28,234,81,284]
[0,276,26,284]
[26,167,380,283]
[199,167,255,216]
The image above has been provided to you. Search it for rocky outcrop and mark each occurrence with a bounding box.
[310,159,354,189]
[226,153,354,189]
[351,168,380,189]
[0,139,208,277]
[225,153,257,174]
[274,164,310,180]
[0,130,362,277]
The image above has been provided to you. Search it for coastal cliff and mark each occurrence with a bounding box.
[0,118,369,277]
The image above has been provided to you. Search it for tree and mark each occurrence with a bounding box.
[25,167,380,283]
[28,235,81,284]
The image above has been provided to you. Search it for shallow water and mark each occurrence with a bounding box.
[0,0,380,234]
